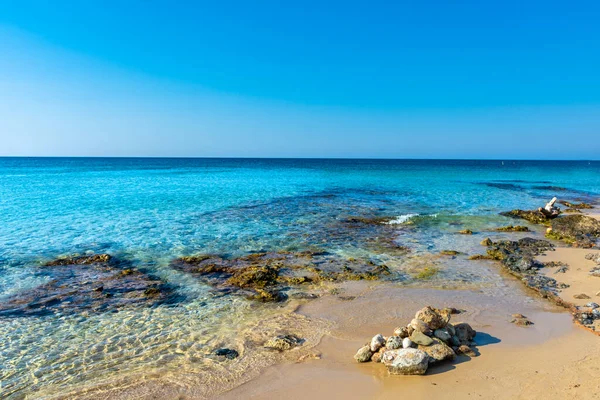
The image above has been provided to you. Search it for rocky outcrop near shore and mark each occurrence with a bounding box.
[475,237,569,295]
[547,215,600,248]
[171,251,394,302]
[354,306,476,375]
[474,235,600,332]
[0,254,174,318]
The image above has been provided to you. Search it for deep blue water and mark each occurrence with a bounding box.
[1,158,599,397]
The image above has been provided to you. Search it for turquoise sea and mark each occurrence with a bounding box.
[1,158,599,398]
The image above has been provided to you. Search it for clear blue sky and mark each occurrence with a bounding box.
[1,1,599,158]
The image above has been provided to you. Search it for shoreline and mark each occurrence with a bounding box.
[14,204,600,399]
[219,211,600,399]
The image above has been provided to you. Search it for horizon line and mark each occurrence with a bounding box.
[1,156,599,162]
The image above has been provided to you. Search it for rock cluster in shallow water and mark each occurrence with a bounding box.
[0,254,174,318]
[500,209,555,225]
[171,251,393,302]
[354,306,476,375]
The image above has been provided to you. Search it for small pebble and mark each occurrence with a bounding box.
[402,337,413,349]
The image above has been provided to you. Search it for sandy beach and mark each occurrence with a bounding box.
[64,210,600,400]
[219,213,600,400]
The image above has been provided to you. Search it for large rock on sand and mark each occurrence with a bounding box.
[382,348,429,375]
[415,306,450,330]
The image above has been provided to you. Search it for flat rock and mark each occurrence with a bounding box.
[382,348,429,375]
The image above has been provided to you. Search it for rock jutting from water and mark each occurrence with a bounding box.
[353,306,476,375]
[500,197,562,225]
[0,254,174,318]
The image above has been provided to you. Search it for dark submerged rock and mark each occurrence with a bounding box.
[0,255,173,318]
[43,253,113,266]
[215,348,239,360]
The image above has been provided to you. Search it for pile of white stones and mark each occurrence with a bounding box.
[354,306,477,375]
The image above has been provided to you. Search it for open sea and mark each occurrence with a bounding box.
[1,158,599,398]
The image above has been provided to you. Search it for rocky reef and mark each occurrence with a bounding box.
[495,225,530,232]
[171,251,394,302]
[473,238,600,331]
[0,254,173,318]
[546,214,600,248]
[354,306,476,375]
[559,201,594,210]
[475,237,570,296]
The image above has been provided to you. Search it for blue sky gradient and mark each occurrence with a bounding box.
[1,1,599,158]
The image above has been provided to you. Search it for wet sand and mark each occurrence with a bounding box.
[219,283,600,399]
[221,286,599,400]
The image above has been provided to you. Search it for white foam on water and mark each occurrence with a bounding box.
[385,213,420,224]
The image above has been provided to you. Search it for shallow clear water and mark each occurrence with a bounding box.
[1,158,599,398]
